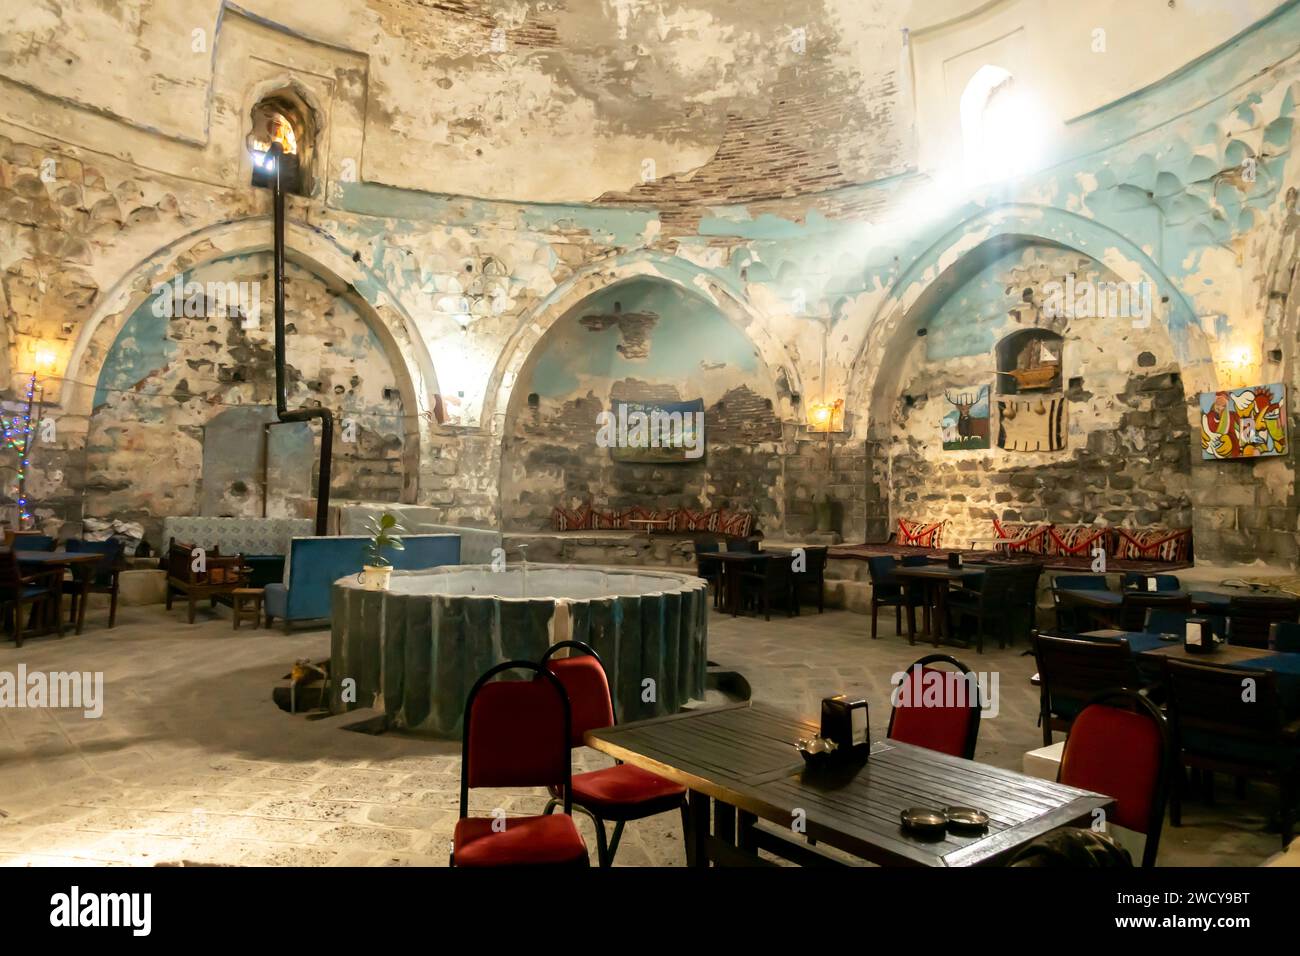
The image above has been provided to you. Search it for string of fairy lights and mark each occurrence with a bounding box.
[1,371,41,526]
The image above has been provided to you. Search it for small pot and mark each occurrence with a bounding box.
[359,564,393,591]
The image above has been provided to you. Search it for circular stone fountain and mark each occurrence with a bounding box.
[329,563,709,736]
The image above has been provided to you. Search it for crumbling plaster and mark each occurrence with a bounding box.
[2,1,1299,560]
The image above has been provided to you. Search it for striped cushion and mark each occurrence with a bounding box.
[591,509,624,531]
[1048,525,1110,557]
[992,519,1052,555]
[897,518,945,549]
[676,508,716,533]
[716,509,754,538]
[552,503,593,532]
[1113,527,1192,563]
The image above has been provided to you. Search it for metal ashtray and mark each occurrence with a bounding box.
[900,807,948,837]
[944,806,990,832]
[796,735,839,770]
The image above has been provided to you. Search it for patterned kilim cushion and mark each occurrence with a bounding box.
[676,508,715,533]
[897,518,945,549]
[992,519,1052,555]
[591,508,624,531]
[1049,525,1111,557]
[552,503,593,532]
[649,509,679,533]
[716,509,754,538]
[1113,527,1192,563]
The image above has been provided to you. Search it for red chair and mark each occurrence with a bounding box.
[1058,689,1170,868]
[452,660,589,867]
[541,641,688,867]
[886,654,982,759]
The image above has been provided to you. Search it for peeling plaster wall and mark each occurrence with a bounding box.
[502,279,784,530]
[2,2,1300,567]
[886,244,1198,554]
[78,254,407,546]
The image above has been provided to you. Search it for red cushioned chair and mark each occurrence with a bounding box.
[1058,689,1171,868]
[886,654,982,759]
[452,660,589,868]
[541,641,689,867]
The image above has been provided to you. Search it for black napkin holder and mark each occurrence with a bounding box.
[821,694,870,762]
[1184,616,1214,654]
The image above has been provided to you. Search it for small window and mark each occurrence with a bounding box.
[248,94,313,195]
[959,65,1043,183]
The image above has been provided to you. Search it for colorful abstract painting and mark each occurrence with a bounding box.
[941,386,991,450]
[1200,384,1287,459]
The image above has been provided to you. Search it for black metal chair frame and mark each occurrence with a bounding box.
[538,640,689,867]
[886,653,982,760]
[1060,689,1172,867]
[454,659,583,867]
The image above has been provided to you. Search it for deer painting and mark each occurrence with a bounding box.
[941,386,991,450]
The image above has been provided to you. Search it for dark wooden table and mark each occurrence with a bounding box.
[586,702,1112,867]
[892,564,988,645]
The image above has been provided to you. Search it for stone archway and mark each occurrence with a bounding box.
[489,258,804,532]
[61,218,437,509]
[845,203,1212,442]
[841,204,1206,544]
[481,251,804,437]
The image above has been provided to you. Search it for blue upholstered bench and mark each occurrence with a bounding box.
[265,533,460,628]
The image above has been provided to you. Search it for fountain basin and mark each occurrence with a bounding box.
[329,563,709,736]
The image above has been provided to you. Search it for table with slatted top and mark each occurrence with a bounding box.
[585,702,1112,867]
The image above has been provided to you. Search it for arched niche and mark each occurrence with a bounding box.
[498,276,787,532]
[996,327,1064,395]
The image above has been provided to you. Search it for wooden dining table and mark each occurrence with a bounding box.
[586,702,1112,867]
[892,563,989,645]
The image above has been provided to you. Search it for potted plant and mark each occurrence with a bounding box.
[361,512,405,590]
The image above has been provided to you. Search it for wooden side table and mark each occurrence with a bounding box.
[232,587,265,630]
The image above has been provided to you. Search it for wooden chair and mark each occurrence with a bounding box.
[791,545,828,614]
[1164,657,1299,848]
[1226,595,1300,649]
[0,549,62,647]
[945,565,1023,652]
[1270,621,1300,653]
[1051,575,1116,634]
[1119,591,1191,633]
[739,554,795,621]
[1032,632,1145,745]
[165,538,245,623]
[693,539,721,608]
[63,538,125,632]
[867,555,926,643]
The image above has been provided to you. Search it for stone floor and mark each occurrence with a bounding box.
[0,599,1286,867]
